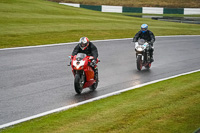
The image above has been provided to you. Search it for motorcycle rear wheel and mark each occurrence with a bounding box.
[145,63,151,69]
[137,55,142,71]
[89,80,98,91]
[74,74,84,94]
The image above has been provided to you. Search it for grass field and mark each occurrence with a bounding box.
[50,0,200,8]
[1,0,200,49]
[1,71,200,133]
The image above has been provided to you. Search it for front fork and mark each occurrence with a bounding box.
[74,70,85,83]
[136,53,144,63]
[136,52,149,63]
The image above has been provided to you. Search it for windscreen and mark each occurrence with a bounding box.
[138,39,145,45]
[76,53,86,60]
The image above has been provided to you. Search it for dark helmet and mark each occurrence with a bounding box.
[141,24,148,33]
[79,37,89,50]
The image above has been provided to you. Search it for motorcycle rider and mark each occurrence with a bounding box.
[133,24,155,62]
[72,37,99,81]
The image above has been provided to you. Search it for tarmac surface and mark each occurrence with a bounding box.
[0,35,200,125]
[125,15,200,24]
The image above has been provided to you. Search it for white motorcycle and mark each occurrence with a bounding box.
[135,39,152,71]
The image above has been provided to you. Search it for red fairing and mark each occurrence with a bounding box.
[70,54,99,89]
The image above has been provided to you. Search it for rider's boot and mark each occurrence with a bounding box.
[150,53,154,62]
[94,67,99,82]
[150,45,154,62]
[151,56,154,62]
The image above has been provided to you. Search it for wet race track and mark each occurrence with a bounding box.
[0,35,200,125]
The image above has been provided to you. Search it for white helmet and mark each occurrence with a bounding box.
[79,37,89,50]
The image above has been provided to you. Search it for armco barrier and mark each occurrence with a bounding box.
[143,7,163,14]
[184,8,200,15]
[80,4,101,11]
[102,5,122,13]
[123,7,142,13]
[60,3,80,8]
[59,3,200,15]
[164,8,184,14]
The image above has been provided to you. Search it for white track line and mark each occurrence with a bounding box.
[0,69,199,129]
[0,35,200,51]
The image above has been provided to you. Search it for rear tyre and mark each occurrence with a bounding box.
[145,63,151,69]
[74,74,84,94]
[89,74,98,91]
[137,55,142,71]
[89,82,98,91]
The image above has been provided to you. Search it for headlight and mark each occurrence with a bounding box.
[136,46,144,52]
[75,65,84,69]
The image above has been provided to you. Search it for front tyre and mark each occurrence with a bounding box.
[74,74,84,94]
[137,55,142,71]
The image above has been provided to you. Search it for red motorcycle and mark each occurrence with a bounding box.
[69,53,100,94]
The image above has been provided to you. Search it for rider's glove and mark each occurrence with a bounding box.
[68,55,73,66]
[148,41,154,46]
[91,60,96,67]
[148,42,152,46]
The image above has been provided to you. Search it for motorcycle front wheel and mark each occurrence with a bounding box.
[74,74,84,94]
[137,55,142,71]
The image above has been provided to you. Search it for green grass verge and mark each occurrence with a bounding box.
[1,0,200,49]
[1,72,200,133]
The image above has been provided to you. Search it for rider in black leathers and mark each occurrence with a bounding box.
[72,37,99,80]
[133,24,155,62]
